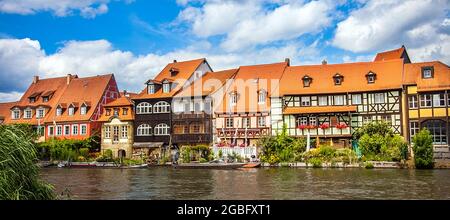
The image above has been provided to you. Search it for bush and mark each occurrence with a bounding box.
[199,158,208,163]
[37,137,99,161]
[365,162,374,169]
[412,129,434,169]
[308,158,323,168]
[180,146,191,163]
[0,124,55,200]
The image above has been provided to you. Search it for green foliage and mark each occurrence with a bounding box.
[121,158,144,166]
[96,149,113,162]
[79,148,90,158]
[0,124,55,200]
[218,149,223,159]
[258,124,307,163]
[412,128,434,169]
[180,146,191,163]
[199,158,208,163]
[364,162,374,169]
[308,158,323,168]
[37,136,100,161]
[227,152,243,163]
[356,122,408,162]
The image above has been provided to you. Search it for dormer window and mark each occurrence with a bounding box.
[106,109,111,116]
[163,83,170,93]
[68,107,74,116]
[11,109,20,119]
[333,73,344,85]
[366,71,376,84]
[29,97,36,103]
[302,75,312,87]
[230,92,238,105]
[258,90,267,104]
[80,106,87,115]
[113,108,119,116]
[148,84,155,94]
[43,97,49,102]
[422,66,434,79]
[170,68,179,77]
[56,107,62,116]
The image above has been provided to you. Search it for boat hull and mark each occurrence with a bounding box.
[173,163,245,169]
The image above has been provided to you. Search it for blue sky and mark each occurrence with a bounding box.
[0,0,448,102]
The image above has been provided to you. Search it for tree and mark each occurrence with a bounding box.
[412,128,434,169]
[0,124,55,200]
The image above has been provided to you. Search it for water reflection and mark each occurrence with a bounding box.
[40,167,450,200]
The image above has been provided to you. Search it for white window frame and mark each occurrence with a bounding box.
[153,101,170,113]
[230,93,238,106]
[226,118,234,128]
[56,107,62,116]
[408,95,418,109]
[80,106,87,115]
[68,107,74,116]
[48,126,54,136]
[154,123,170,136]
[12,109,20,119]
[318,96,328,106]
[162,83,170,93]
[258,91,266,104]
[301,96,311,106]
[420,94,432,107]
[148,84,155,94]
[258,117,266,127]
[334,95,345,105]
[423,69,432,78]
[80,124,87,135]
[64,125,70,136]
[37,108,45,119]
[137,124,152,136]
[104,126,111,138]
[374,93,385,104]
[121,126,128,139]
[72,124,79,135]
[352,94,362,105]
[433,94,445,107]
[24,108,32,119]
[136,102,152,114]
[56,125,62,136]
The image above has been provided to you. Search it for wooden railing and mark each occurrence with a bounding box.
[216,127,270,138]
[172,133,212,143]
[172,112,210,120]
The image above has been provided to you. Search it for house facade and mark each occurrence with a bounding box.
[98,91,136,158]
[215,61,289,147]
[172,69,238,147]
[44,74,119,140]
[132,58,212,159]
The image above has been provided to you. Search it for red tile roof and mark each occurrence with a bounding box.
[404,61,450,91]
[374,46,405,62]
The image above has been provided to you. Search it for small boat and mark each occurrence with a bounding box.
[173,162,246,169]
[125,164,148,169]
[57,162,66,168]
[242,162,261,168]
[69,162,97,168]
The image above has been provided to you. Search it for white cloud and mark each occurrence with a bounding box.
[332,0,450,63]
[177,0,336,51]
[0,37,313,102]
[0,92,23,102]
[0,0,113,18]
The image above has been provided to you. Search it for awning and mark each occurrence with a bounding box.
[283,105,357,114]
[133,142,164,148]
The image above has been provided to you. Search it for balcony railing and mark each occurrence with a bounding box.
[172,112,211,120]
[172,133,212,143]
[217,127,270,138]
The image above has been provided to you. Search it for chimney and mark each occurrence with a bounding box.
[284,58,290,66]
[66,74,72,85]
[33,76,39,84]
[173,59,177,63]
[123,90,129,97]
[322,59,327,65]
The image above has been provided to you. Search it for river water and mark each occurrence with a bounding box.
[40,167,450,200]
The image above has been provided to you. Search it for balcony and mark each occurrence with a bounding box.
[172,112,211,120]
[217,127,270,138]
[172,133,212,144]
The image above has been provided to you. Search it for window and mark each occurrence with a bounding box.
[334,95,345,105]
[422,66,434,79]
[420,94,432,107]
[204,101,211,113]
[194,102,201,112]
[12,109,20,119]
[154,123,170,135]
[408,96,418,109]
[297,117,308,126]
[121,126,128,139]
[363,116,372,125]
[153,101,170,113]
[374,93,384,104]
[422,120,447,145]
[106,109,111,116]
[226,118,234,128]
[72,124,78,135]
[29,97,35,103]
[230,93,238,105]
[105,126,110,138]
[56,107,62,116]
[64,125,70,136]
[113,108,119,116]
[137,124,152,136]
[56,125,62,136]
[258,91,266,104]
[433,94,445,107]
[48,126,54,136]
[352,94,362,105]
[43,97,49,102]
[318,96,328,106]
[366,72,376,83]
[68,107,74,116]
[148,84,155,94]
[113,126,119,142]
[24,109,32,119]
[80,106,87,115]
[301,96,311,106]
[162,83,170,93]
[242,118,251,128]
[409,121,419,142]
[37,108,45,118]
[122,108,128,115]
[302,75,312,87]
[80,124,87,135]
[309,116,317,126]
[190,122,201,133]
[136,102,151,114]
[258,117,266,127]
[333,73,343,85]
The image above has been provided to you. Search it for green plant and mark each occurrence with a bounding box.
[365,162,374,169]
[0,124,55,200]
[412,128,434,169]
[218,149,223,159]
[308,157,323,168]
[180,146,192,163]
[199,158,208,163]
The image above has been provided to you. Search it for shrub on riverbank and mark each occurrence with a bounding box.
[0,124,55,200]
[356,122,408,162]
[37,136,100,162]
[412,129,434,169]
[302,146,357,165]
[258,125,306,164]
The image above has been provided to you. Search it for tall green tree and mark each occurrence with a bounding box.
[0,124,55,200]
[412,128,434,169]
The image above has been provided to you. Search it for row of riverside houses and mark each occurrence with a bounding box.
[0,46,449,162]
